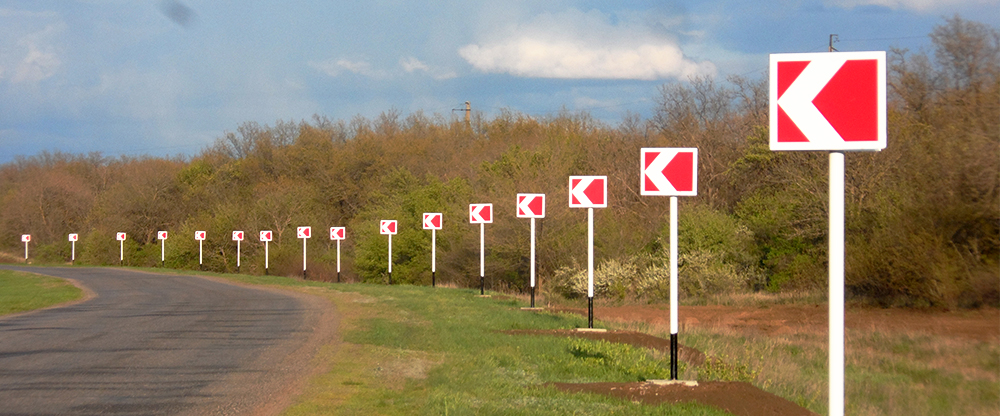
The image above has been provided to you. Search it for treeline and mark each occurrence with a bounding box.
[1,17,996,307]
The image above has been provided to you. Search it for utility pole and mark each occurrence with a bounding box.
[829,34,839,52]
[465,101,471,125]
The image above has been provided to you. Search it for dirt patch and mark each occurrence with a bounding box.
[548,381,817,416]
[504,329,705,366]
[549,305,1000,342]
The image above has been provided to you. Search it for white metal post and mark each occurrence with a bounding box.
[265,241,269,270]
[25,241,28,261]
[480,223,485,278]
[71,241,75,262]
[587,207,594,328]
[432,229,437,273]
[199,240,203,265]
[302,237,307,272]
[829,152,845,416]
[161,239,165,263]
[530,218,536,288]
[237,240,241,268]
[120,240,124,262]
[388,234,393,274]
[670,196,679,378]
[336,239,341,273]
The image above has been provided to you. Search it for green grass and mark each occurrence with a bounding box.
[0,269,83,315]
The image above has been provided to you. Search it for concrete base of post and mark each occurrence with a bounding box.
[646,380,698,387]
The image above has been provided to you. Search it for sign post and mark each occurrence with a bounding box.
[68,233,78,264]
[117,232,127,266]
[517,194,546,307]
[330,227,346,282]
[21,234,30,262]
[232,231,244,273]
[423,213,443,287]
[380,220,397,284]
[568,176,607,328]
[260,231,273,275]
[469,204,493,295]
[157,231,168,267]
[640,147,699,380]
[195,231,206,270]
[770,50,886,416]
[297,226,311,278]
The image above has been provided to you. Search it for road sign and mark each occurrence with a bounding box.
[380,220,397,235]
[260,230,272,242]
[568,176,607,208]
[194,231,206,240]
[117,232,127,241]
[297,226,311,239]
[21,234,30,242]
[157,231,168,240]
[330,227,346,240]
[233,231,244,241]
[423,213,443,230]
[516,194,545,218]
[769,51,886,151]
[641,148,698,196]
[68,233,78,242]
[469,204,492,224]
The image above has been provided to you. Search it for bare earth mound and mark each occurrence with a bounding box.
[548,381,817,416]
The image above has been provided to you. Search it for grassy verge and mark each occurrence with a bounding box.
[161,270,729,415]
[0,269,83,316]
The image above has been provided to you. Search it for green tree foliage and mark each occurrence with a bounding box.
[0,18,995,307]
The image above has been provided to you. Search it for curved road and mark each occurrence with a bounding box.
[0,266,331,416]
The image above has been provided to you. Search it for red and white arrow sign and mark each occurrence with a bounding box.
[260,230,273,241]
[297,226,311,239]
[423,213,443,230]
[21,234,31,242]
[516,193,545,218]
[469,204,493,224]
[568,176,607,208]
[117,232,127,241]
[194,231,206,240]
[157,231,168,240]
[68,233,78,242]
[232,231,244,241]
[641,148,698,196]
[770,51,886,151]
[380,220,397,235]
[330,227,346,240]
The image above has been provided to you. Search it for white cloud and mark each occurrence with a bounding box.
[400,56,457,80]
[13,44,60,83]
[459,8,715,80]
[309,58,389,79]
[824,0,999,12]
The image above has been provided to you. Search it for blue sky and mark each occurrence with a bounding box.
[1,0,997,163]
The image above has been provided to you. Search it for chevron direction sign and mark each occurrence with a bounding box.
[380,220,397,235]
[194,231,206,240]
[423,213,443,230]
[568,176,607,208]
[117,232,127,241]
[259,230,272,242]
[296,226,311,239]
[330,227,346,240]
[232,231,244,241]
[157,231,168,240]
[516,193,545,218]
[641,148,698,196]
[469,204,493,224]
[769,51,886,151]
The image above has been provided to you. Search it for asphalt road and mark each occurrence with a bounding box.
[0,266,324,416]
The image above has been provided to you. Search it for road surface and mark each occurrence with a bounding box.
[0,266,332,416]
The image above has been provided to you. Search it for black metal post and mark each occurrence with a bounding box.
[236,266,240,274]
[337,271,340,283]
[588,296,594,328]
[480,276,485,295]
[388,272,392,285]
[303,270,307,279]
[432,271,435,287]
[670,333,679,380]
[264,267,268,276]
[530,286,535,308]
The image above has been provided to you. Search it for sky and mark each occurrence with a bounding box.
[1,0,997,163]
